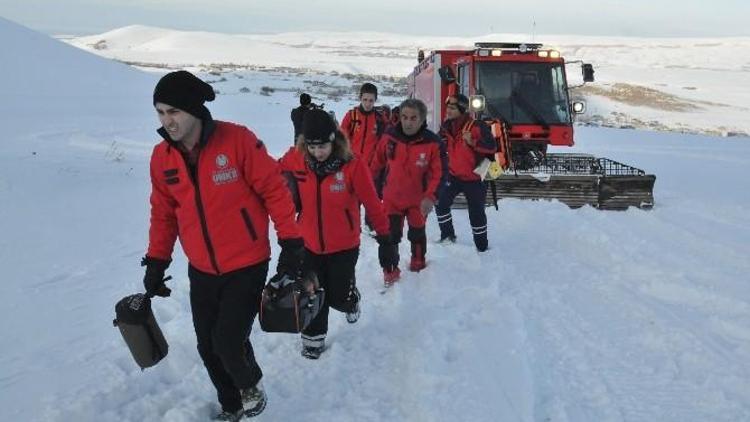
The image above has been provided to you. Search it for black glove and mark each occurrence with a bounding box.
[277,238,305,279]
[141,256,172,297]
[376,235,398,270]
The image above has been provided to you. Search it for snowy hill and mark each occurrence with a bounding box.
[2,18,750,422]
[65,25,750,137]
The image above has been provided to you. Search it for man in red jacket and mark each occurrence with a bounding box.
[371,99,444,284]
[340,83,388,166]
[143,70,303,421]
[435,94,497,252]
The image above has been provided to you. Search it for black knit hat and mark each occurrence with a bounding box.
[447,94,470,114]
[153,70,215,119]
[300,93,312,106]
[302,109,336,145]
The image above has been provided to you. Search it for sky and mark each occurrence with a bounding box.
[0,0,748,37]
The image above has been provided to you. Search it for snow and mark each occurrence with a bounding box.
[2,17,750,422]
[65,25,750,136]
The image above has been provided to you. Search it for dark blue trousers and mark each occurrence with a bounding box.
[435,176,489,251]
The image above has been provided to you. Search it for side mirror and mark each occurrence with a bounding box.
[438,66,456,83]
[571,101,586,114]
[417,49,425,63]
[469,95,486,112]
[582,63,595,83]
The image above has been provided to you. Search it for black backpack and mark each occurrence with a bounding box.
[113,293,169,370]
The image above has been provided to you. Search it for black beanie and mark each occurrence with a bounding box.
[300,93,312,106]
[449,94,470,114]
[302,109,336,145]
[153,70,215,119]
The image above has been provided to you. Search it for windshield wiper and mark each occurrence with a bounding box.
[510,90,550,130]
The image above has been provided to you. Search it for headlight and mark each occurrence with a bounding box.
[538,51,549,58]
[549,50,560,58]
[478,49,490,57]
[572,101,586,114]
[491,49,502,57]
[470,95,486,112]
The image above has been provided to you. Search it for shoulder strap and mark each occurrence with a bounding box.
[349,108,359,138]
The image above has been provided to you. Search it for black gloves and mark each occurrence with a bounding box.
[141,256,172,297]
[277,238,305,279]
[376,234,398,270]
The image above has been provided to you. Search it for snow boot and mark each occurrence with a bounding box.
[437,234,456,244]
[302,344,325,360]
[241,382,267,418]
[408,256,426,272]
[212,409,243,421]
[345,286,361,324]
[409,236,427,272]
[383,266,401,286]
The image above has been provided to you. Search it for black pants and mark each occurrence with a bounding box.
[301,247,359,346]
[435,176,489,251]
[189,261,268,413]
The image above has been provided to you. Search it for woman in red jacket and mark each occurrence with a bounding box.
[279,109,396,359]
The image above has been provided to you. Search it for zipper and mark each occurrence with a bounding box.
[316,174,325,252]
[240,208,258,241]
[344,208,354,231]
[360,114,368,155]
[183,152,221,274]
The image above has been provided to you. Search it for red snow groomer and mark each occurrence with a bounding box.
[407,42,655,210]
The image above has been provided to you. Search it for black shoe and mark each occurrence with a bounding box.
[212,409,243,421]
[438,235,456,244]
[241,383,267,418]
[301,345,325,359]
[345,286,361,324]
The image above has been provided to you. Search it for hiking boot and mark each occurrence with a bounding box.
[345,287,361,324]
[301,345,325,359]
[409,256,426,272]
[383,267,401,286]
[212,409,243,421]
[437,235,456,244]
[241,382,267,418]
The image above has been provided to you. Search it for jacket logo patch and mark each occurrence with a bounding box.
[330,171,345,192]
[213,153,238,185]
[330,182,345,193]
[213,168,239,185]
[416,152,428,168]
[216,154,229,168]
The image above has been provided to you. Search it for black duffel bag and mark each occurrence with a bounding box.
[113,292,168,370]
[259,273,324,333]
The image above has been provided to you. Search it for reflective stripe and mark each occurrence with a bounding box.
[436,213,452,223]
[301,334,326,347]
[472,225,487,235]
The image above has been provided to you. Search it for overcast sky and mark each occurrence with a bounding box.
[1,0,747,37]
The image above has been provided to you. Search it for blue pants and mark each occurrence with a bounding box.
[435,176,489,251]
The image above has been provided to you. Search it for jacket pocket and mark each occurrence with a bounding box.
[344,209,355,232]
[240,208,258,241]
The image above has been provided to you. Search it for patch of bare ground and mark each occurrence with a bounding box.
[572,83,729,111]
[577,112,749,138]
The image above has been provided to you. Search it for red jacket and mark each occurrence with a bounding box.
[341,106,387,165]
[370,125,444,210]
[147,120,299,275]
[439,114,497,181]
[279,149,389,254]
